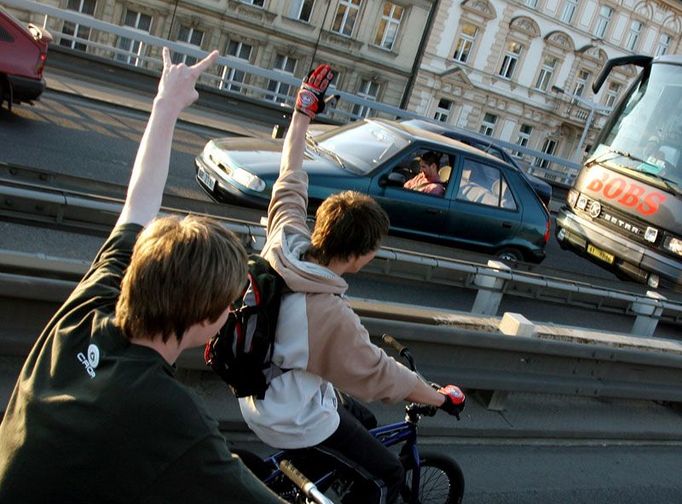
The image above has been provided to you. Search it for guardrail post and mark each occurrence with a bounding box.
[630,290,666,337]
[471,261,509,316]
[475,313,538,411]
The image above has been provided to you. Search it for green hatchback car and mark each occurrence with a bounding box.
[195,119,550,263]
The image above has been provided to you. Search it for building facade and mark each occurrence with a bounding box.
[9,0,682,170]
[409,0,681,174]
[13,0,436,120]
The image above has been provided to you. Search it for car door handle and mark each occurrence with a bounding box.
[502,221,513,228]
[426,209,442,215]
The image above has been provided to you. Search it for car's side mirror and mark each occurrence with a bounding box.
[380,172,407,187]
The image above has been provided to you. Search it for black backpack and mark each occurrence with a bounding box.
[204,255,288,399]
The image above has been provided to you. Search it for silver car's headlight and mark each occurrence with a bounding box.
[231,167,266,192]
[203,141,266,192]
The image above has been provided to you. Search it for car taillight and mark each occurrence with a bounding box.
[35,52,47,76]
[543,219,551,244]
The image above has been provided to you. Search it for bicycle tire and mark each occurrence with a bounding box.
[402,451,464,504]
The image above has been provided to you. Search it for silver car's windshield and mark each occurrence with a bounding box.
[594,62,682,189]
[318,120,410,175]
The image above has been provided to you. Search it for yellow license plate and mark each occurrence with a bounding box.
[587,244,614,264]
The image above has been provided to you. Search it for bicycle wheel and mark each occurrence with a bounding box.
[402,451,464,504]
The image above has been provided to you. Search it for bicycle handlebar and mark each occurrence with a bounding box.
[279,460,333,504]
[381,334,415,371]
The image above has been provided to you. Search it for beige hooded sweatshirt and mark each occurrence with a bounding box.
[238,126,418,449]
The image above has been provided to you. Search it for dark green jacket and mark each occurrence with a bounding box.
[0,224,282,503]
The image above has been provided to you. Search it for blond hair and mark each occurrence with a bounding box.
[115,215,247,342]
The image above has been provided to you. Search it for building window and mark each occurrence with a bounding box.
[241,0,265,6]
[655,33,671,57]
[625,20,643,51]
[173,26,204,65]
[332,0,362,37]
[434,98,453,122]
[453,23,477,64]
[479,113,497,136]
[513,124,533,157]
[290,0,315,22]
[594,5,612,38]
[115,9,152,66]
[373,2,403,50]
[534,138,557,169]
[61,0,97,51]
[220,40,253,93]
[560,0,578,24]
[267,54,297,103]
[352,79,379,119]
[524,0,538,8]
[499,41,522,80]
[573,69,591,97]
[604,81,620,108]
[535,56,557,91]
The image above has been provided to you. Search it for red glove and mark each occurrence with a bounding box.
[437,385,465,419]
[295,64,335,119]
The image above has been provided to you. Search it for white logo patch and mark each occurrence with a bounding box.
[77,343,100,379]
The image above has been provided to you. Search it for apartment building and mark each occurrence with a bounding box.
[14,0,436,120]
[409,0,681,172]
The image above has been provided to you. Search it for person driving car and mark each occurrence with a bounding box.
[403,151,446,196]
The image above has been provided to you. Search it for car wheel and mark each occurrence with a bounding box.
[495,247,524,266]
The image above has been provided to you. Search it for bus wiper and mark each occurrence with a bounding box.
[643,172,682,195]
[586,148,647,167]
[589,148,681,195]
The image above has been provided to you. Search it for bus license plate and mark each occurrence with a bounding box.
[198,167,216,191]
[587,244,614,264]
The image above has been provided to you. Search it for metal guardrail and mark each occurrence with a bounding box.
[1,165,681,338]
[2,270,681,407]
[6,0,581,184]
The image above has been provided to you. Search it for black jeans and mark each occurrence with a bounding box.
[319,402,404,504]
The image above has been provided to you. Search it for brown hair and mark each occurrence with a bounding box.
[307,191,389,266]
[115,215,247,343]
[421,151,440,167]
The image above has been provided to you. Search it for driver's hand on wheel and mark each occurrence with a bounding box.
[437,385,466,420]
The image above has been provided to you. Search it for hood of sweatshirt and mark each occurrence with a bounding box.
[263,224,348,295]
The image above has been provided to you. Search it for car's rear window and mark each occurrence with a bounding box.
[318,121,410,175]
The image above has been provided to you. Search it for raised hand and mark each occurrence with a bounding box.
[156,46,219,115]
[295,63,335,120]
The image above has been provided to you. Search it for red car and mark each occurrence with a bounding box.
[0,7,52,110]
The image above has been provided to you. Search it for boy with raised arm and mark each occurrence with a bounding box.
[0,48,283,504]
[238,64,465,503]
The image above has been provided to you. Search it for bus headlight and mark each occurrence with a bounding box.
[663,236,682,257]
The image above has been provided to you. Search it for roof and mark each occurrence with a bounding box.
[371,119,505,165]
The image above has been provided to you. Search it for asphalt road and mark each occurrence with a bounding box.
[0,90,641,289]
[229,436,682,504]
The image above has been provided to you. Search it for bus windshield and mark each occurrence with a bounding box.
[593,62,682,190]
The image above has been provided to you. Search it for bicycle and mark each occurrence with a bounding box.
[233,334,465,503]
